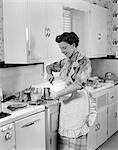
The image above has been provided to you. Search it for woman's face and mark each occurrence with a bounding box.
[58,41,76,58]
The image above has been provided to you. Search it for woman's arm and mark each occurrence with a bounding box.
[53,82,82,99]
[46,59,66,74]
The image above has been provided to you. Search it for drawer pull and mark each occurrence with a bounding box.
[114,112,117,118]
[21,119,40,128]
[111,96,114,99]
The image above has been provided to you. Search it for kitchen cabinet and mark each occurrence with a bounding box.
[45,103,60,150]
[87,4,107,58]
[3,0,63,64]
[15,111,46,150]
[96,107,108,148]
[0,123,15,150]
[107,102,117,137]
[88,108,108,150]
[62,0,107,58]
[87,89,108,150]
[107,86,117,138]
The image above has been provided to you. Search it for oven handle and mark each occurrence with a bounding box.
[21,119,40,128]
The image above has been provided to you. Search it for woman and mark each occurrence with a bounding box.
[46,32,96,150]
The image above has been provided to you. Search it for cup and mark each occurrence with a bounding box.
[30,87,42,101]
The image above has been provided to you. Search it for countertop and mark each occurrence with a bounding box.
[0,81,114,127]
[85,82,114,94]
[0,102,45,127]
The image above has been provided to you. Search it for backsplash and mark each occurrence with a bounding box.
[91,59,118,78]
[0,64,44,98]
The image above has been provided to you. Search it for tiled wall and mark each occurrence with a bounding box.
[0,64,44,97]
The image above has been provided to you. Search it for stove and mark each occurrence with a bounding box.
[0,112,11,119]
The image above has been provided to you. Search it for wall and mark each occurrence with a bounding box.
[0,64,44,97]
[91,59,118,78]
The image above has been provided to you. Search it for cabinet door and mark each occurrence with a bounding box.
[46,1,63,61]
[88,5,107,58]
[117,101,118,131]
[96,107,107,148]
[108,86,117,105]
[46,103,59,150]
[3,0,28,64]
[108,102,117,137]
[87,119,97,150]
[28,0,47,62]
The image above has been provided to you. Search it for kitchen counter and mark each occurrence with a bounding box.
[0,102,45,127]
[0,81,114,127]
[85,82,114,94]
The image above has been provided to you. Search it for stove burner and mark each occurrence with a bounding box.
[0,112,11,119]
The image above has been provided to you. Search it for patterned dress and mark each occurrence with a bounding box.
[47,51,96,150]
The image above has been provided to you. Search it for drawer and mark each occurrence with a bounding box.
[108,87,117,104]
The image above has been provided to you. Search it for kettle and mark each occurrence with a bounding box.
[105,72,116,82]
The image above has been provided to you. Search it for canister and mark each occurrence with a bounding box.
[43,87,51,100]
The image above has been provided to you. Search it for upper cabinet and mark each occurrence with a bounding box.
[62,0,108,58]
[2,0,108,64]
[87,4,107,58]
[3,0,63,64]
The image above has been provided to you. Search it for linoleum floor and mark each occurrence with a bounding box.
[97,131,118,150]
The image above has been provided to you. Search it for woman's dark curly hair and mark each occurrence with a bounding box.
[55,32,79,47]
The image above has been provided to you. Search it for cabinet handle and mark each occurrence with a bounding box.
[44,27,48,37]
[48,28,51,37]
[26,27,30,56]
[111,96,114,99]
[97,123,100,130]
[114,112,117,118]
[95,124,98,132]
[98,33,102,40]
[50,137,52,145]
[21,119,40,128]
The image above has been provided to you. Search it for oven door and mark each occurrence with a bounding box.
[15,111,46,150]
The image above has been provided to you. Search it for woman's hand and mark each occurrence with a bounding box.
[46,74,54,84]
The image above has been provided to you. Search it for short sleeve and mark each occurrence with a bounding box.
[73,57,91,86]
